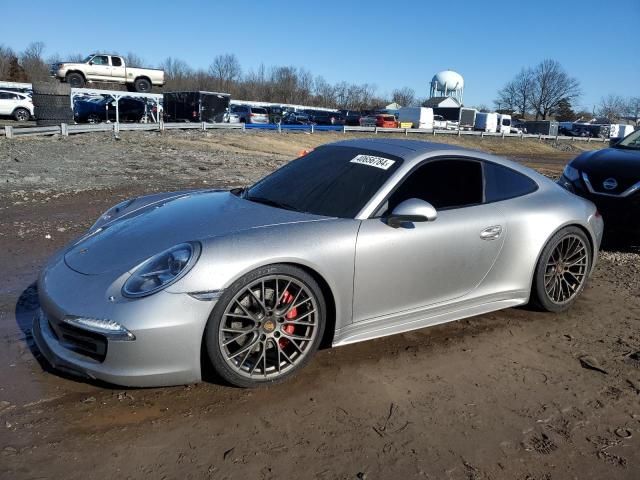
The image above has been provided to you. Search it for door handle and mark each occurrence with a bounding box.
[480,225,502,240]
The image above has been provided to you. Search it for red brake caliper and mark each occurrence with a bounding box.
[279,290,297,348]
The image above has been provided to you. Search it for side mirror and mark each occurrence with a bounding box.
[387,198,437,228]
[609,137,622,147]
[88,61,94,65]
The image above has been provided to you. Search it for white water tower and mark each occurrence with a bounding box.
[429,70,464,103]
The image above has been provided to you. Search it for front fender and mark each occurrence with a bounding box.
[167,219,360,331]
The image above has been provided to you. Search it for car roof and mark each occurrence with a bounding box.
[325,138,543,177]
[328,138,461,159]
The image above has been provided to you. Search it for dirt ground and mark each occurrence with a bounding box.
[1,130,639,480]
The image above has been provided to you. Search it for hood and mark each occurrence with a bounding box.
[571,147,640,176]
[64,190,329,275]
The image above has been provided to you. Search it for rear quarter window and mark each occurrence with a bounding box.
[484,162,538,202]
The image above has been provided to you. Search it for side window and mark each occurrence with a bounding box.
[484,162,538,202]
[111,56,123,67]
[0,93,10,99]
[386,159,484,213]
[93,56,109,65]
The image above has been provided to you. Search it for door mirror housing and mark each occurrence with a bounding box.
[609,137,622,147]
[387,198,438,228]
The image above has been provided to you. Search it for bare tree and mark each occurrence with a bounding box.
[530,60,580,119]
[494,80,518,113]
[20,41,49,82]
[391,87,415,107]
[0,45,17,80]
[624,97,640,125]
[209,53,242,92]
[597,94,626,122]
[496,68,535,117]
[125,52,145,68]
[473,104,490,112]
[313,76,336,106]
[160,57,194,90]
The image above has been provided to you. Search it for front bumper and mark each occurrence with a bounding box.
[34,255,216,387]
[559,175,640,235]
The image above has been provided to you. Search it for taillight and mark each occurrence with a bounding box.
[250,113,256,116]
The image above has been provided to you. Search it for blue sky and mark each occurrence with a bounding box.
[3,0,638,110]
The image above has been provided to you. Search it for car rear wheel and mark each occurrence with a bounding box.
[134,78,151,93]
[532,226,592,312]
[205,264,325,388]
[13,108,30,122]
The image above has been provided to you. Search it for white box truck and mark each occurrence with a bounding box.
[398,107,434,129]
[496,114,512,134]
[475,112,498,133]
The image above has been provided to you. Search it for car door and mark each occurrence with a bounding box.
[0,92,15,115]
[353,158,506,322]
[110,56,126,79]
[86,55,111,80]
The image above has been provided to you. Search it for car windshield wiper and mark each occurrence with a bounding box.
[245,195,300,212]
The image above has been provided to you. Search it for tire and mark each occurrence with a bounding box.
[34,105,73,120]
[531,226,592,312]
[32,82,71,96]
[13,108,31,122]
[205,264,326,388]
[32,94,71,108]
[134,78,151,93]
[66,72,85,88]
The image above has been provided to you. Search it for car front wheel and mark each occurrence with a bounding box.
[532,226,592,312]
[205,264,325,388]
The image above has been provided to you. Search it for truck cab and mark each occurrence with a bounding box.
[497,114,512,134]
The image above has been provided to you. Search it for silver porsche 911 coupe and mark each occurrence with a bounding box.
[34,139,603,388]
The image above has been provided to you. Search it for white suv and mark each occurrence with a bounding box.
[0,90,34,121]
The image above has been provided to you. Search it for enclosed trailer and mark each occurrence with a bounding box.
[474,112,498,133]
[458,107,477,130]
[524,121,559,136]
[398,107,434,129]
[163,91,230,123]
[432,107,461,122]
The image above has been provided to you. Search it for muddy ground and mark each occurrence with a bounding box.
[0,130,639,480]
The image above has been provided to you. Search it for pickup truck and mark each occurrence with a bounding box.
[50,54,165,93]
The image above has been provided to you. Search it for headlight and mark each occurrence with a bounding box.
[562,164,580,182]
[91,199,135,230]
[122,242,201,298]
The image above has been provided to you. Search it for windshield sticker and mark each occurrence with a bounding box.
[350,155,395,170]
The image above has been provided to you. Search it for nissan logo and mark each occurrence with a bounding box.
[602,178,618,190]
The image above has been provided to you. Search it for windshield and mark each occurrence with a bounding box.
[615,129,640,150]
[245,146,403,218]
[82,55,94,63]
